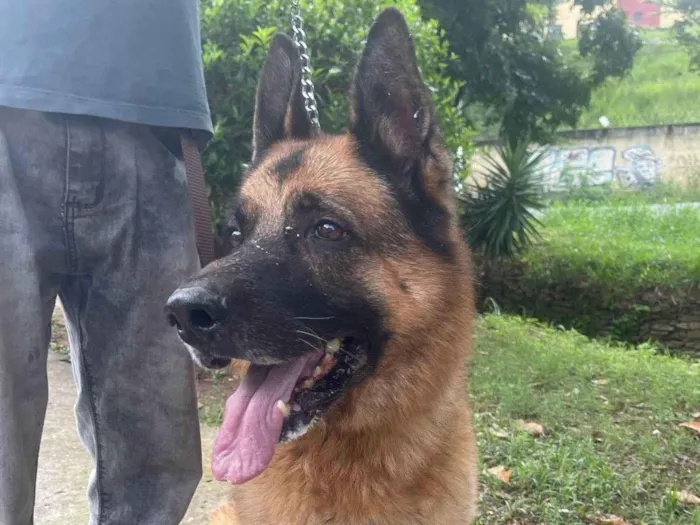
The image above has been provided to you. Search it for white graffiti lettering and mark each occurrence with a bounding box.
[532,145,662,192]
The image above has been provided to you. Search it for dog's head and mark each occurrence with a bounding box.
[166,8,472,485]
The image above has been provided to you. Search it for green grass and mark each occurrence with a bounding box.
[471,315,700,524]
[523,202,700,291]
[577,31,700,129]
[551,177,700,206]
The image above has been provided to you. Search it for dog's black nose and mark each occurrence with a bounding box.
[165,286,227,342]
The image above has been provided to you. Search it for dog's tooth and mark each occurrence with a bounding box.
[302,378,315,390]
[326,339,341,355]
[313,366,323,378]
[276,400,290,417]
[292,403,302,412]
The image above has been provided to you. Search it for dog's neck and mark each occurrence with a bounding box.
[228,337,475,524]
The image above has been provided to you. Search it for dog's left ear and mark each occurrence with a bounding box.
[252,34,316,163]
[350,8,435,178]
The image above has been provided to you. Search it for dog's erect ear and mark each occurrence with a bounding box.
[350,8,434,176]
[252,34,315,163]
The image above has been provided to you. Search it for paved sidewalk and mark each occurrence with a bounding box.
[35,352,229,525]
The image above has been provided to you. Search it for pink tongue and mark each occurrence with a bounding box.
[212,351,322,484]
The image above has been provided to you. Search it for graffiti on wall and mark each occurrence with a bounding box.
[534,145,662,192]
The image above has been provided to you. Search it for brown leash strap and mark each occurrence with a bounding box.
[181,135,216,268]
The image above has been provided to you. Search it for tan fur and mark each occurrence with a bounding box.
[210,132,478,524]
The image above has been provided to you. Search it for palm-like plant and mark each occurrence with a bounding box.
[460,140,547,260]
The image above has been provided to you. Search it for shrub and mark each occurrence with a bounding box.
[460,141,546,260]
[200,0,475,223]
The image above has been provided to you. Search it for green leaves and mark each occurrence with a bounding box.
[672,0,700,72]
[240,26,277,54]
[417,0,642,145]
[199,0,474,225]
[460,140,546,260]
[578,9,642,85]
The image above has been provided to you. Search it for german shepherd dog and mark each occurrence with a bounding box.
[165,8,477,524]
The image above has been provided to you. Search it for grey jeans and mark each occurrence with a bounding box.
[0,107,202,525]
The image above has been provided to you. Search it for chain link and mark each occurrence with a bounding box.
[291,0,321,129]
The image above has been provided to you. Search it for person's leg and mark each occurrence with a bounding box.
[0,108,68,525]
[58,116,202,525]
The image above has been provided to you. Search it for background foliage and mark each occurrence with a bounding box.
[672,0,700,71]
[573,29,700,128]
[198,0,649,262]
[199,0,475,223]
[416,0,642,145]
[460,141,546,260]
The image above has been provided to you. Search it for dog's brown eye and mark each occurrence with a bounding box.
[314,220,347,242]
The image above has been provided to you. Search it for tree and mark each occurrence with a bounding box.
[670,0,700,71]
[416,0,642,145]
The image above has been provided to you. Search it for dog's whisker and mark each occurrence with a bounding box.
[333,346,361,366]
[294,316,335,321]
[295,329,327,344]
[297,337,320,352]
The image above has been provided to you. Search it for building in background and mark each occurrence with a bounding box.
[553,0,682,40]
[618,0,661,28]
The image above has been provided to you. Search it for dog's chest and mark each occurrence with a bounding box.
[229,485,468,525]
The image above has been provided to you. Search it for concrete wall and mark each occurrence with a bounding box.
[471,123,700,192]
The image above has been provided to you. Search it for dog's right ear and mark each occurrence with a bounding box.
[349,9,435,178]
[252,34,316,163]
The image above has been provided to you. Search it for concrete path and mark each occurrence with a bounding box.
[35,352,230,525]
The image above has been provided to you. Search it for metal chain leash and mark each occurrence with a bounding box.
[290,0,321,129]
